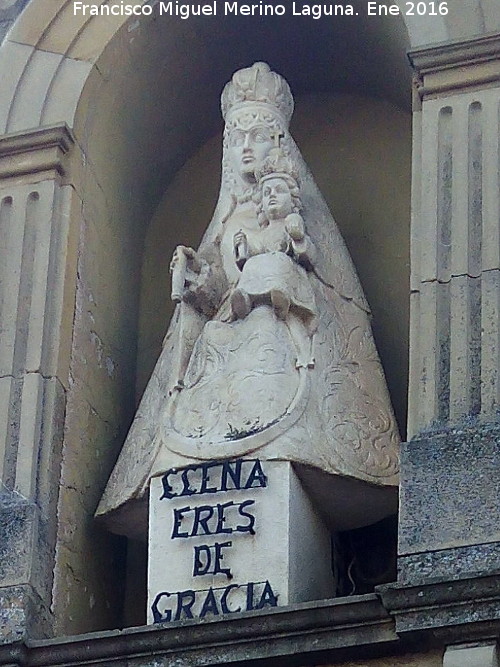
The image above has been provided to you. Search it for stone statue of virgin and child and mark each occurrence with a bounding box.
[97,63,400,538]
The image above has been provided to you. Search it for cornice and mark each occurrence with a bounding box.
[378,573,500,643]
[0,595,399,666]
[2,575,499,665]
[409,33,500,74]
[0,123,75,180]
[408,32,500,99]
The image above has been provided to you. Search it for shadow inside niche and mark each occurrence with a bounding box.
[334,515,398,596]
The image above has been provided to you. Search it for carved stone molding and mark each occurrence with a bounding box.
[378,573,500,643]
[0,595,400,666]
[0,123,75,180]
[409,33,500,99]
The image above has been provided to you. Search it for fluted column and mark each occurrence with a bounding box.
[408,34,500,436]
[0,125,79,640]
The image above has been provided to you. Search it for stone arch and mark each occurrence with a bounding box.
[0,0,499,137]
[1,0,499,137]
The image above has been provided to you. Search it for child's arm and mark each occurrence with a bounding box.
[286,214,316,269]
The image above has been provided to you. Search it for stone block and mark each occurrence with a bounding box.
[0,0,28,36]
[67,9,138,62]
[399,423,500,558]
[399,542,500,586]
[6,0,65,48]
[7,48,63,133]
[0,493,34,587]
[0,490,53,642]
[378,573,500,640]
[42,57,92,127]
[0,491,53,603]
[0,584,50,643]
[443,641,499,667]
[0,38,33,143]
[148,460,333,624]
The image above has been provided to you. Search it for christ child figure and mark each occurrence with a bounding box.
[230,151,317,368]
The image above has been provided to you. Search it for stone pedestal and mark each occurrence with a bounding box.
[148,459,333,624]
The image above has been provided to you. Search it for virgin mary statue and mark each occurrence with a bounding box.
[97,63,400,537]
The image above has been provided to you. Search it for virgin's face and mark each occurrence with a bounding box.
[262,177,293,219]
[227,123,274,183]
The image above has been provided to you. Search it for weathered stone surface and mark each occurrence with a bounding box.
[0,493,54,642]
[399,423,500,557]
[443,641,499,667]
[0,585,50,644]
[407,80,500,435]
[399,542,500,585]
[335,655,442,667]
[393,422,500,644]
[378,573,500,641]
[0,0,28,45]
[0,128,80,641]
[0,595,400,665]
[0,494,34,587]
[50,151,143,634]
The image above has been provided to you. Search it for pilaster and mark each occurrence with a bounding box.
[408,34,500,435]
[0,124,80,641]
[386,34,500,651]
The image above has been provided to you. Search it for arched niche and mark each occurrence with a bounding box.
[0,0,499,641]
[49,6,413,634]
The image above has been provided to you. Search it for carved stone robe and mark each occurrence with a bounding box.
[97,121,400,538]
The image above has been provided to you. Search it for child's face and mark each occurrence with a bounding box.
[262,177,293,219]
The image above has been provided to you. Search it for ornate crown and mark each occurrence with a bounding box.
[221,62,294,126]
[256,148,300,186]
